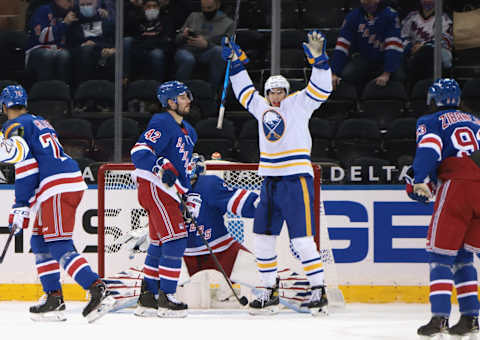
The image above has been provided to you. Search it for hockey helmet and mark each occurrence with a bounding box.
[0,85,28,109]
[157,80,193,108]
[264,75,290,97]
[427,78,461,107]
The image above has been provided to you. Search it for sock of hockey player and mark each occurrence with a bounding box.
[49,240,114,322]
[157,238,188,317]
[291,236,327,315]
[449,250,480,337]
[418,253,454,337]
[143,244,161,295]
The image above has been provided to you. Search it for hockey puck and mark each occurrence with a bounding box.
[239,296,248,306]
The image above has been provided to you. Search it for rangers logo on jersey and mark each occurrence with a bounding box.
[262,109,285,142]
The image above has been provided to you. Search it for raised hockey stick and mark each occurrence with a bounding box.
[178,193,248,306]
[217,0,242,129]
[0,227,16,264]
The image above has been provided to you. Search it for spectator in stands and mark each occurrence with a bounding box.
[26,0,76,84]
[124,0,175,82]
[124,0,145,38]
[331,0,405,90]
[174,0,233,92]
[66,0,116,86]
[401,0,453,86]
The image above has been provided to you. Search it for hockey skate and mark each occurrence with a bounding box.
[29,290,66,322]
[449,315,479,340]
[157,289,188,318]
[417,316,449,339]
[82,280,115,323]
[134,280,158,317]
[305,285,328,316]
[249,283,280,316]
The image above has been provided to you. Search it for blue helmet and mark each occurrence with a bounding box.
[427,78,461,107]
[0,85,28,109]
[157,81,193,108]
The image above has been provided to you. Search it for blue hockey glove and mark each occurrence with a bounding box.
[153,157,179,187]
[221,36,249,64]
[302,30,329,68]
[8,206,30,235]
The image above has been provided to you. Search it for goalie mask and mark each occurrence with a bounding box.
[264,75,290,97]
[189,153,206,180]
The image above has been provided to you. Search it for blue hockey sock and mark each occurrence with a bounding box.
[454,253,479,316]
[429,262,454,317]
[143,244,161,295]
[31,235,61,293]
[159,238,186,294]
[48,240,98,290]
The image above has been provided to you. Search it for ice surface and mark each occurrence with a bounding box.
[0,302,460,340]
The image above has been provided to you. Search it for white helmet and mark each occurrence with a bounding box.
[264,75,290,97]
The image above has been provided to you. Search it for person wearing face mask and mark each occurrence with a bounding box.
[124,0,175,82]
[66,0,116,87]
[174,0,233,92]
[401,0,453,87]
[330,0,405,91]
[26,0,76,84]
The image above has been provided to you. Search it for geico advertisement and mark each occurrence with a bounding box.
[0,186,435,285]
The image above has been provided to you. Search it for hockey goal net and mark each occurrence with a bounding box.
[97,162,342,307]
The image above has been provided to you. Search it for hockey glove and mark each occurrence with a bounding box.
[221,36,249,64]
[404,167,435,203]
[186,193,202,219]
[302,30,329,69]
[8,206,30,235]
[153,157,179,187]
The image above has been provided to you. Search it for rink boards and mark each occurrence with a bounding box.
[0,185,460,302]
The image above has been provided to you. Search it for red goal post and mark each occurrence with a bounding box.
[97,162,323,279]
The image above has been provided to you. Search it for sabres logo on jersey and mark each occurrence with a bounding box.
[262,109,285,142]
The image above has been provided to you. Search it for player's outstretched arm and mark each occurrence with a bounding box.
[221,37,267,118]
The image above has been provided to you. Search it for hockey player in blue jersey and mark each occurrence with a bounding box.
[405,79,480,338]
[0,85,114,323]
[130,80,197,318]
[221,31,331,316]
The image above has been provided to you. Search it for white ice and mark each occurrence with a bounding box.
[0,302,461,340]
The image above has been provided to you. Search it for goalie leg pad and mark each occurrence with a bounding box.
[49,240,99,290]
[290,236,324,287]
[159,238,186,294]
[254,234,278,288]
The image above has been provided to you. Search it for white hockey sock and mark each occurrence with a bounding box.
[291,236,325,287]
[254,234,278,288]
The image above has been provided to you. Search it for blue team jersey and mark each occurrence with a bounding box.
[184,175,258,256]
[131,112,197,198]
[413,109,480,183]
[2,113,86,209]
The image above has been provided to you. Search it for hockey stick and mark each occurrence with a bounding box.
[216,0,242,129]
[0,227,16,264]
[179,193,248,306]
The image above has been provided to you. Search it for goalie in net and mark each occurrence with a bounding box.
[103,156,343,315]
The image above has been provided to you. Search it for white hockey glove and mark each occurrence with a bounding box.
[413,183,434,200]
[302,30,329,68]
[8,206,30,235]
[185,193,202,219]
[124,227,149,259]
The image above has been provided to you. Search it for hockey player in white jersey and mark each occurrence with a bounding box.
[221,30,332,315]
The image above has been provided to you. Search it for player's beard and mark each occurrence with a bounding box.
[175,103,191,117]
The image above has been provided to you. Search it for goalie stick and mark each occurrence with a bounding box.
[0,227,16,264]
[216,0,241,129]
[179,193,248,306]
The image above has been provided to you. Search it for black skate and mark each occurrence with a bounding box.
[82,280,115,323]
[449,315,479,339]
[305,285,328,316]
[249,282,280,315]
[417,316,449,338]
[29,290,66,322]
[134,280,158,317]
[157,289,188,318]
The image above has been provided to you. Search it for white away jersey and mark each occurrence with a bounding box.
[230,67,332,177]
